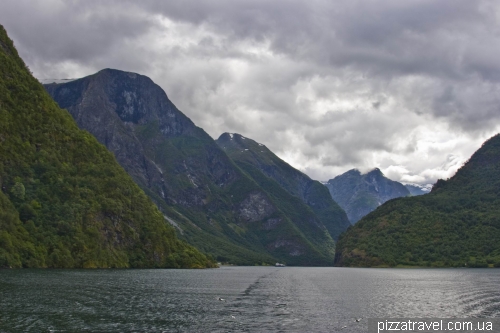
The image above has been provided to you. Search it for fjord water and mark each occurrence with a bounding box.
[1,267,499,332]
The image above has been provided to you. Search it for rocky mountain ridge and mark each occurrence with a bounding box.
[324,168,410,223]
[216,132,350,240]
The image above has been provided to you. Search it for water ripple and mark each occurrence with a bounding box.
[0,267,499,332]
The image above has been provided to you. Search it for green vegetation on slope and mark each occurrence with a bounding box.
[0,25,214,268]
[136,128,334,266]
[215,133,343,263]
[216,133,350,241]
[335,134,500,268]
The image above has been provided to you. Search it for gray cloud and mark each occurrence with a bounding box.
[1,0,500,184]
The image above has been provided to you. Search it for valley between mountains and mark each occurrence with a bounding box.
[1,23,499,268]
[44,68,349,266]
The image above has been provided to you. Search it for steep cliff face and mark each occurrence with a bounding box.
[325,168,410,224]
[45,70,235,207]
[45,69,335,265]
[216,133,350,240]
[0,25,214,269]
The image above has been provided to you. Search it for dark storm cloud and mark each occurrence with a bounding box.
[138,0,492,78]
[0,0,158,76]
[132,0,500,132]
[1,0,499,183]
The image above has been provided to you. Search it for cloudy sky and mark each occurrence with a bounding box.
[2,0,500,184]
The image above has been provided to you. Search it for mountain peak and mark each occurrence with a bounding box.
[219,132,249,141]
[325,167,410,223]
[367,167,383,175]
[97,68,140,77]
[217,132,267,153]
[343,169,362,177]
[219,132,238,140]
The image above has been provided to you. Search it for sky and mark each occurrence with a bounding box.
[1,0,500,184]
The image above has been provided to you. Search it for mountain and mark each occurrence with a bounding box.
[0,25,214,268]
[216,133,350,240]
[44,69,339,266]
[325,168,410,224]
[404,184,430,196]
[335,134,500,268]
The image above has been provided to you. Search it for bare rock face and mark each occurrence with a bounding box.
[263,218,282,230]
[45,69,237,209]
[325,168,410,224]
[44,69,336,266]
[268,238,304,256]
[238,192,275,222]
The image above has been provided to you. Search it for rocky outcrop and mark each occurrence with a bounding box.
[262,218,282,230]
[325,168,410,224]
[238,192,275,223]
[216,133,350,240]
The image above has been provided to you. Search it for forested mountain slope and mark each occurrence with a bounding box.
[0,25,214,268]
[217,132,350,240]
[335,134,500,267]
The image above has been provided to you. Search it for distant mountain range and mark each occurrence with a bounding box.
[324,168,411,224]
[44,69,350,266]
[335,134,500,267]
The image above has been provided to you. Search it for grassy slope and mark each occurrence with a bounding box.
[0,25,214,268]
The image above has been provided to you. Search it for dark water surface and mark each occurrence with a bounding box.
[1,267,499,332]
